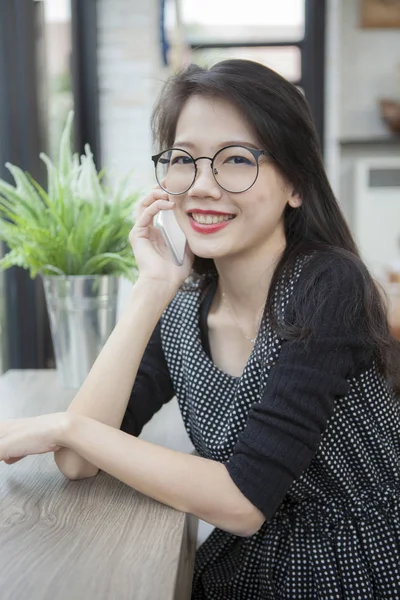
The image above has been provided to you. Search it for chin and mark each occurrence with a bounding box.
[188,240,229,260]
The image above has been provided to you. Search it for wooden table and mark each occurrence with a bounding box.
[0,370,198,600]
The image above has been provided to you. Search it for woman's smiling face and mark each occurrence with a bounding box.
[170,95,301,262]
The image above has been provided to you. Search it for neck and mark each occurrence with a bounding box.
[214,236,286,315]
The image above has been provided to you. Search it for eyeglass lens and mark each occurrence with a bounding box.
[155,146,259,194]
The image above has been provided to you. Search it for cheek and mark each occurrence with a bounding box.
[244,191,287,229]
[174,205,190,234]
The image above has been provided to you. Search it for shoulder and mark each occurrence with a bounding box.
[161,276,204,326]
[284,250,371,335]
[167,273,217,310]
[301,249,365,284]
[295,250,367,303]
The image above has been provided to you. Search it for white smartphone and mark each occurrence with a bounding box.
[154,209,187,266]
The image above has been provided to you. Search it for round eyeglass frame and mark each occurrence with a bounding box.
[151,144,274,195]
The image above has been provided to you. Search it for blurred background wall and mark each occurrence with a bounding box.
[97,0,162,193]
[340,0,399,139]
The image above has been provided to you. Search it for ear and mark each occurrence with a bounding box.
[288,189,302,208]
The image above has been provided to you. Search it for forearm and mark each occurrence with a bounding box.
[61,414,264,537]
[55,278,175,478]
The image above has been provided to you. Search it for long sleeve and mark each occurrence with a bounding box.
[120,320,175,437]
[224,256,375,520]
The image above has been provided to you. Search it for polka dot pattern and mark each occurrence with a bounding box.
[161,258,400,599]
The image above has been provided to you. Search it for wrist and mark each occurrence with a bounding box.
[56,412,79,447]
[133,276,179,304]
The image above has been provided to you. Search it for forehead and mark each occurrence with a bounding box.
[174,95,259,150]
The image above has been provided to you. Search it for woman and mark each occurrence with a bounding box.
[1,60,399,599]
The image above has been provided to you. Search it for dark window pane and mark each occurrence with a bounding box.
[368,169,400,188]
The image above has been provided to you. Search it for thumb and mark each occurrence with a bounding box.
[4,457,25,464]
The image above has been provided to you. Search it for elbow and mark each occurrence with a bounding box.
[209,469,267,537]
[214,501,266,538]
[228,481,266,537]
[232,509,266,537]
[54,448,99,481]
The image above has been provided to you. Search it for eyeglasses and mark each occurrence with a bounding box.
[151,145,272,195]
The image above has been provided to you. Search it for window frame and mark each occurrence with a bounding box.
[182,0,326,150]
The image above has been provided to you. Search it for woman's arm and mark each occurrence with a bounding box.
[55,188,193,479]
[54,278,177,479]
[120,320,175,437]
[59,413,266,537]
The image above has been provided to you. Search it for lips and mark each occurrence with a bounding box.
[188,209,236,222]
[188,209,234,216]
[187,209,236,234]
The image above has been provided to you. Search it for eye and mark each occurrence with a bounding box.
[224,155,254,165]
[171,154,193,166]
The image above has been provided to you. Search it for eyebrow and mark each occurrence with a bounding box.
[172,140,261,150]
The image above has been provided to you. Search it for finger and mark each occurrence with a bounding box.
[133,199,175,230]
[142,187,169,207]
[135,189,169,218]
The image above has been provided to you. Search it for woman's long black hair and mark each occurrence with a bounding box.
[151,59,400,394]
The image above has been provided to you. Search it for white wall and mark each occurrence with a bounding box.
[335,0,400,226]
[97,0,166,195]
[97,0,169,314]
[340,0,400,140]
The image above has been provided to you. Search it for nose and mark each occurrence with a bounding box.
[188,158,222,200]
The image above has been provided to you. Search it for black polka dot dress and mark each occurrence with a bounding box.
[160,255,400,599]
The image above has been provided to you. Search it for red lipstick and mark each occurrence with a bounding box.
[188,209,235,235]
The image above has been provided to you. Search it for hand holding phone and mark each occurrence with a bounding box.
[153,208,187,266]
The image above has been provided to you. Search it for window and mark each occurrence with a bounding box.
[42,0,74,160]
[165,0,305,46]
[163,0,325,147]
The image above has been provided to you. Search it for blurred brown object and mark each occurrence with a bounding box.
[361,0,400,28]
[381,282,400,340]
[388,272,400,283]
[379,99,400,134]
[387,237,400,283]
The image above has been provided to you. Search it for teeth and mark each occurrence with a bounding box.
[191,213,234,224]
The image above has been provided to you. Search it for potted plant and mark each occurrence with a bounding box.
[0,111,139,388]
